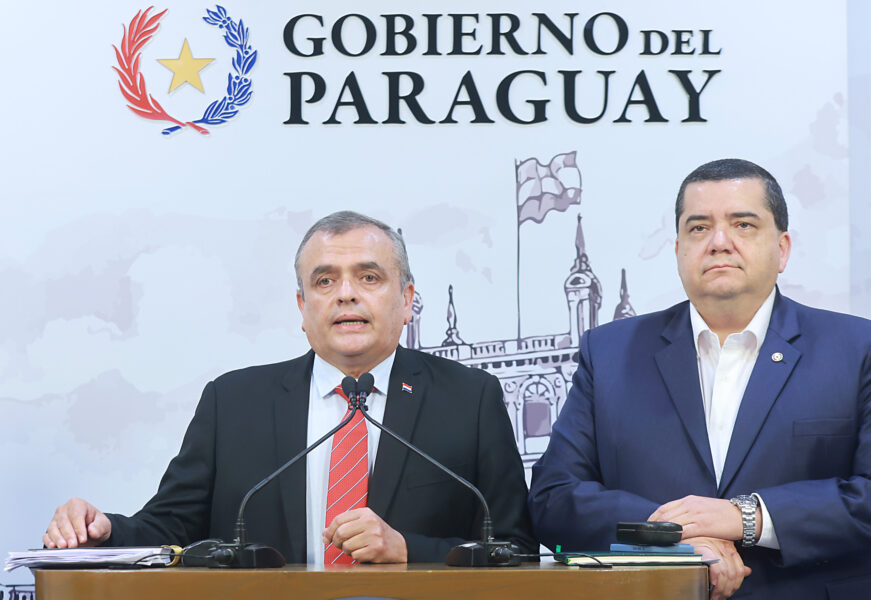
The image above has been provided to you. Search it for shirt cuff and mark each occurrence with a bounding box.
[752,492,780,549]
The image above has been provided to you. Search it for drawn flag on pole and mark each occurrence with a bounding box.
[515,151,582,224]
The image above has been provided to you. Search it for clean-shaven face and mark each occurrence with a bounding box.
[296,226,413,377]
[676,177,790,308]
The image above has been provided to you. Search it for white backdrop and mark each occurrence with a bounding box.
[2,1,869,585]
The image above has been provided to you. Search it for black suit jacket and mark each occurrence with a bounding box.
[106,346,536,562]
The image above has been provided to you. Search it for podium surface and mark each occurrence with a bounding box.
[36,562,708,599]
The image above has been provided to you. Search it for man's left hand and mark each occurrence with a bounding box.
[649,495,742,541]
[323,507,408,563]
[683,536,751,599]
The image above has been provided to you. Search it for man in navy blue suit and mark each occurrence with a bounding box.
[529,159,871,599]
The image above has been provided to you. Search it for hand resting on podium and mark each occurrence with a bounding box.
[43,497,111,549]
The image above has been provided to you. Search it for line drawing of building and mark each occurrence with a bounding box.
[407,212,635,470]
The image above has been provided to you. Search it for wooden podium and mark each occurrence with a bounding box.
[36,562,708,599]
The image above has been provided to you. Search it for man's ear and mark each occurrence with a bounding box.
[777,231,791,274]
[402,283,414,324]
[296,290,306,331]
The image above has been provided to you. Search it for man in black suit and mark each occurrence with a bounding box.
[43,211,535,563]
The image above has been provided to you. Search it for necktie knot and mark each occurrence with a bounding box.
[334,383,376,409]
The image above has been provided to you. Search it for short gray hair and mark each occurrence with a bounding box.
[294,211,414,296]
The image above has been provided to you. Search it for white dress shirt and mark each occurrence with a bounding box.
[689,288,779,549]
[305,352,393,565]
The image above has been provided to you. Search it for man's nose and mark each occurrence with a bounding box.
[709,226,733,253]
[337,278,357,302]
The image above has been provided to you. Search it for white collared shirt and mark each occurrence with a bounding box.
[690,287,779,549]
[305,352,393,566]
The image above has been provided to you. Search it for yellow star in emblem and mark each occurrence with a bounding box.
[158,39,214,93]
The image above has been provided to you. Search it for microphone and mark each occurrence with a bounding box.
[181,377,363,568]
[341,375,359,405]
[350,372,520,567]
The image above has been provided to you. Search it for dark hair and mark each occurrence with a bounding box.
[294,210,413,296]
[675,158,788,233]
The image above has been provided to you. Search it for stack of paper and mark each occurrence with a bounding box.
[558,551,706,566]
[5,547,176,571]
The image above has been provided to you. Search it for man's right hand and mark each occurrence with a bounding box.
[43,498,111,549]
[684,536,751,600]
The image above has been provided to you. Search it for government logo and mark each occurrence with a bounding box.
[113,5,257,135]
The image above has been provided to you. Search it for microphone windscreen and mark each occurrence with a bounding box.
[358,372,375,394]
[341,376,357,399]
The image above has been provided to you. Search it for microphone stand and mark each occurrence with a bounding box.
[352,378,520,567]
[182,373,520,567]
[181,402,360,568]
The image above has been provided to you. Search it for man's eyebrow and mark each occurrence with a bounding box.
[729,211,760,220]
[356,261,385,273]
[308,264,335,283]
[683,214,709,226]
[683,211,761,227]
[307,262,386,283]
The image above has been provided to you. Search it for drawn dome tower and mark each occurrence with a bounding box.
[612,268,636,321]
[398,227,425,349]
[564,214,602,347]
[441,285,465,345]
[406,289,424,349]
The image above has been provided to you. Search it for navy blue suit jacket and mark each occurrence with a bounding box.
[529,292,871,599]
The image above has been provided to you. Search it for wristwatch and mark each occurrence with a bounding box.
[730,494,758,547]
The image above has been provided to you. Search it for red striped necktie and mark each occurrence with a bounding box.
[324,385,369,565]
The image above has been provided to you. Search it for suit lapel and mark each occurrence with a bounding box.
[718,294,801,494]
[368,346,424,517]
[275,350,314,564]
[654,303,717,483]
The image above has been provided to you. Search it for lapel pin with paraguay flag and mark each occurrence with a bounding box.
[401,383,413,394]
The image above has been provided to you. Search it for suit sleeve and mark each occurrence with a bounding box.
[528,329,659,551]
[103,382,217,547]
[755,346,871,567]
[401,374,537,561]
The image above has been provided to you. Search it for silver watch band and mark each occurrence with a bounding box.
[730,494,758,547]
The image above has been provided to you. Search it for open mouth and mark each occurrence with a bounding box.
[334,317,369,326]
